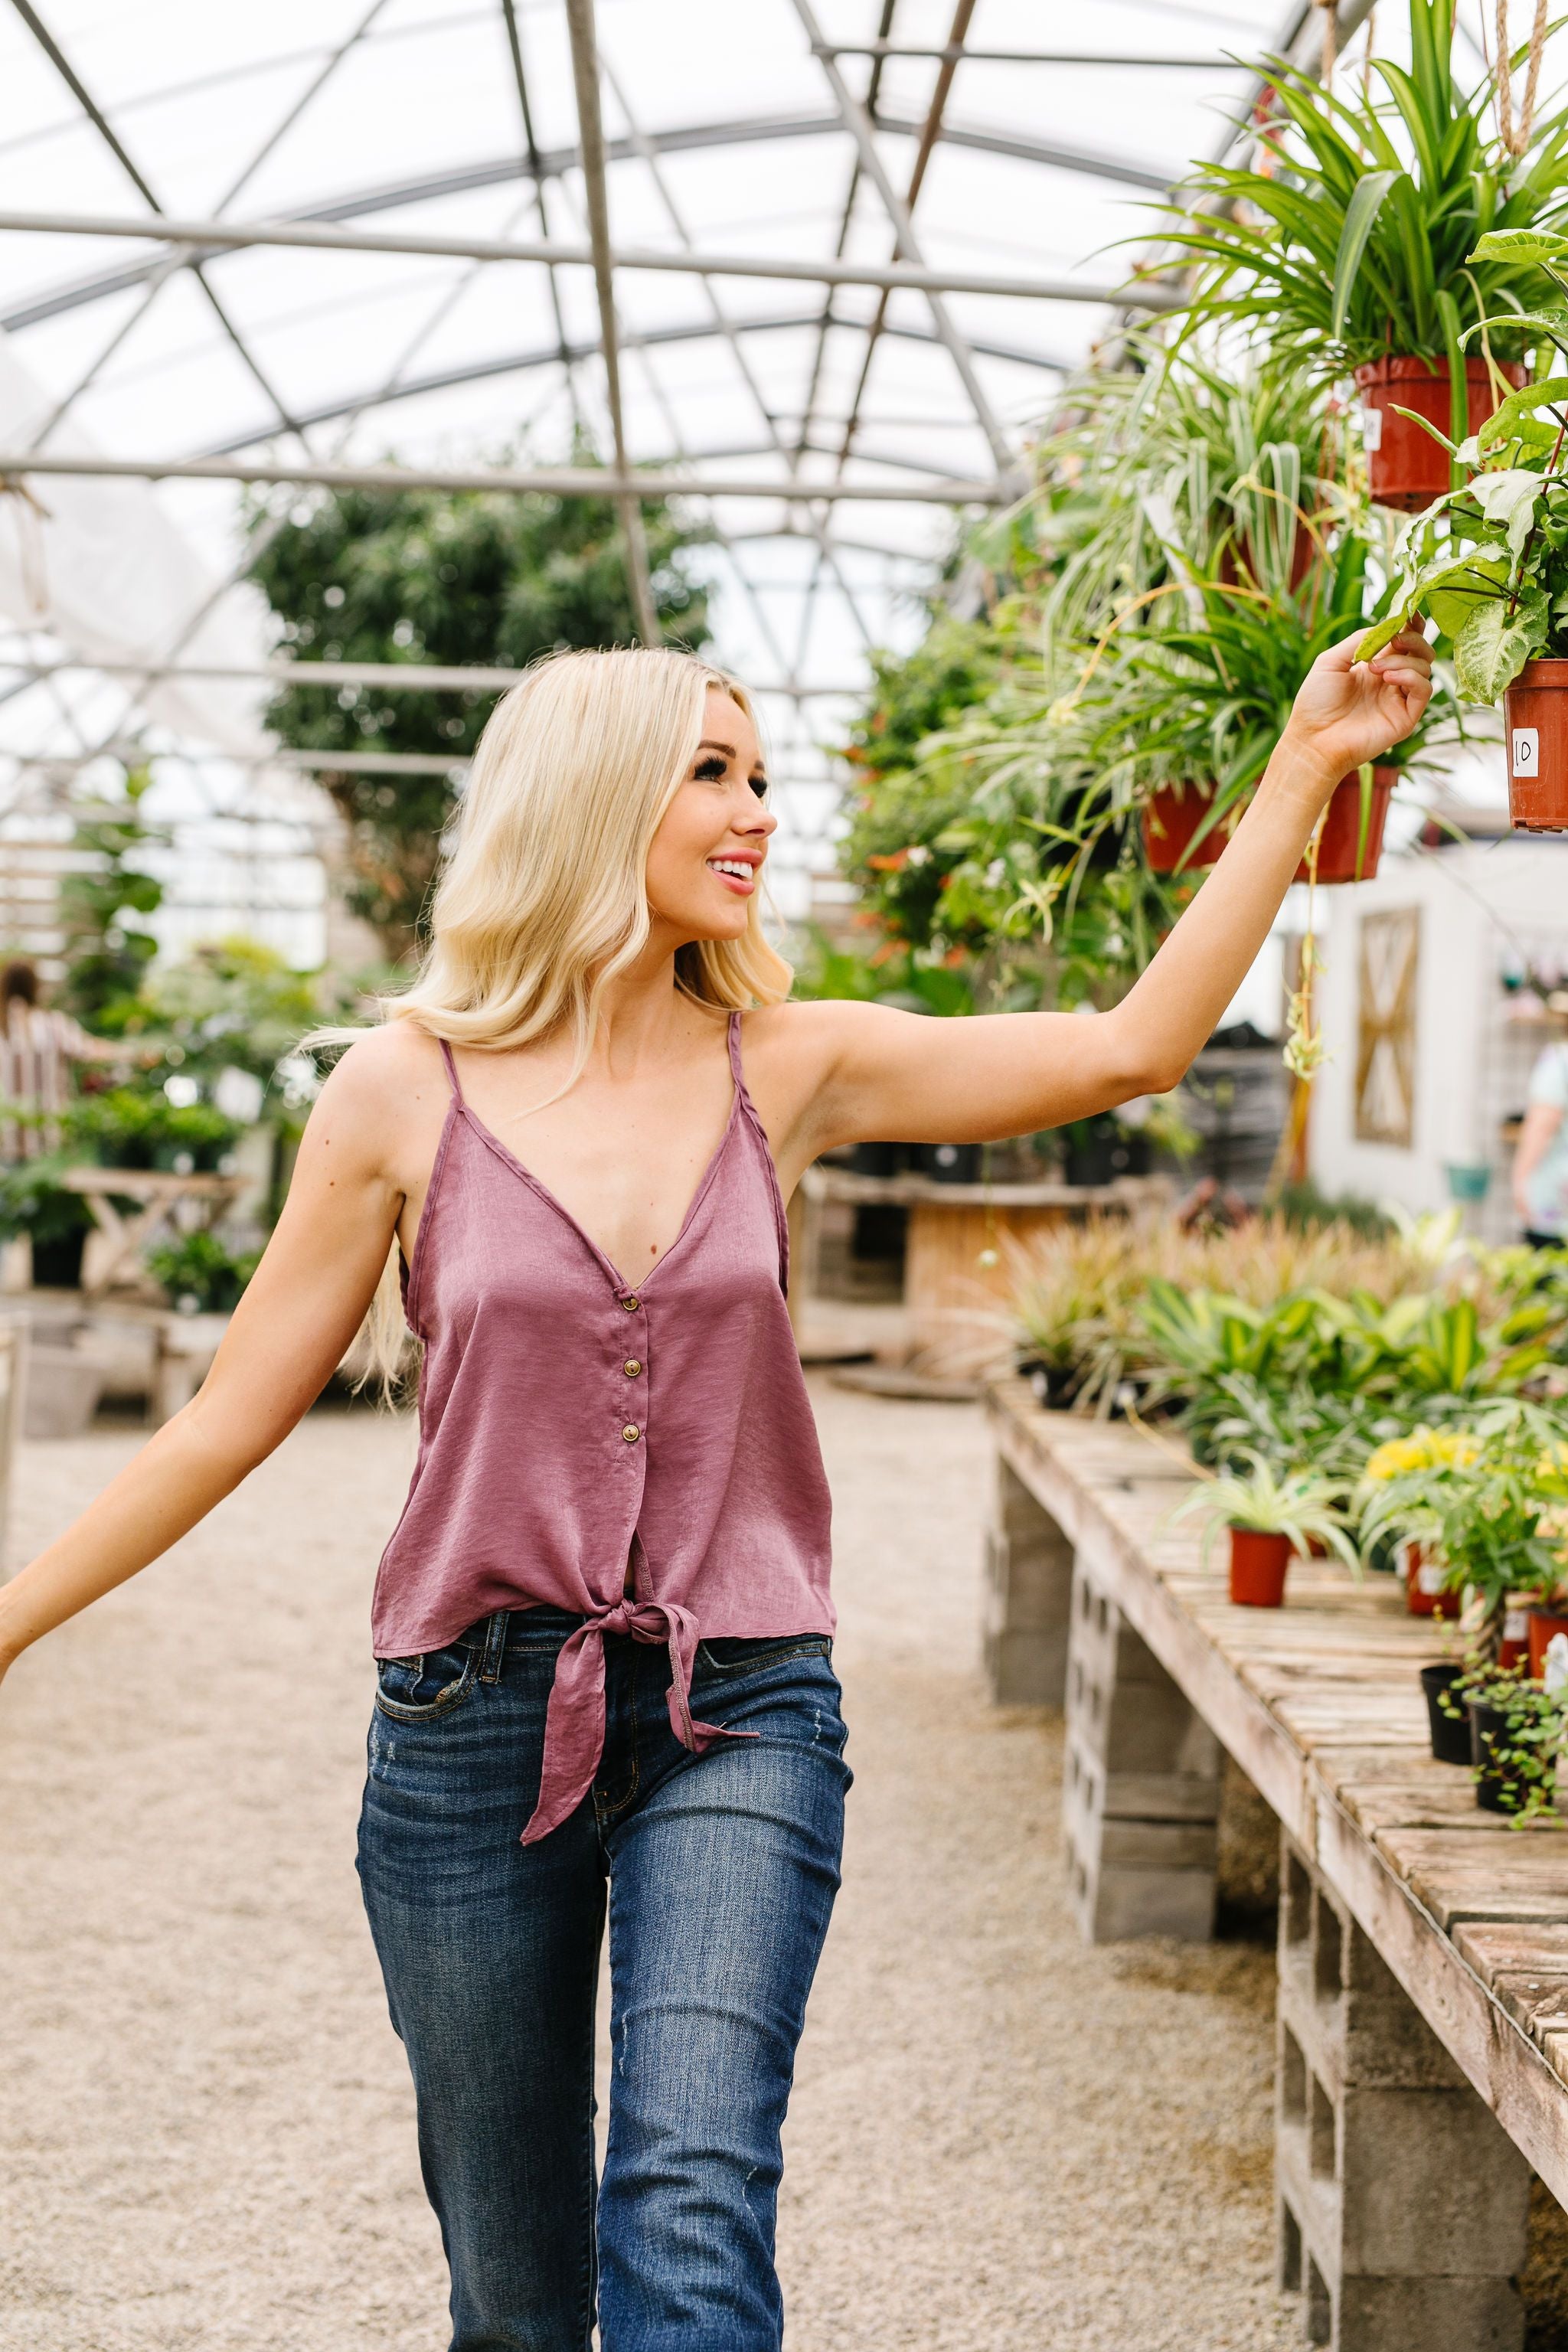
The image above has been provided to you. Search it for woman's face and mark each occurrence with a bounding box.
[645,688,776,942]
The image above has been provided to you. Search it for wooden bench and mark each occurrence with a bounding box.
[983,1377,1567,2352]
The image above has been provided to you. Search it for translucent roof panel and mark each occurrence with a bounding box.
[0,0,1524,935]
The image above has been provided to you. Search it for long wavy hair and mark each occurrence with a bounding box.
[315,644,794,1386]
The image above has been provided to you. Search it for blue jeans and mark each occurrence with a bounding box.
[355,1605,851,2352]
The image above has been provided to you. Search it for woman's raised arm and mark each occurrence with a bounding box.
[796,628,1433,1154]
[0,1040,410,1677]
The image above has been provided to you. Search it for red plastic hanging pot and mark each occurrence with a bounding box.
[1229,1527,1291,1607]
[1354,356,1527,512]
[1503,661,1568,832]
[1295,767,1396,884]
[1527,1604,1568,1680]
[1142,786,1234,874]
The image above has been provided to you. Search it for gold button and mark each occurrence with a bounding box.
[623,1358,642,1377]
[621,1295,640,1312]
[621,1423,641,1443]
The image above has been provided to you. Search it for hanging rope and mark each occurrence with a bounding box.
[1315,0,1338,81]
[1496,0,1550,158]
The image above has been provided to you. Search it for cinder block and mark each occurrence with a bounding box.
[1275,1832,1530,2350]
[982,1458,1073,1705]
[1062,1552,1223,1943]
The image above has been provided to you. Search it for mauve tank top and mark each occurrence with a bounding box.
[371,1008,835,1842]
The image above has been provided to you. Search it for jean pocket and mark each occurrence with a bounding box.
[374,1638,480,1722]
[694,1633,833,1677]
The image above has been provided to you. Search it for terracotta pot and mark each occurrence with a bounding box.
[1420,1662,1472,1764]
[1141,786,1236,874]
[1503,661,1568,833]
[1229,1527,1291,1607]
[1354,356,1527,511]
[1402,1540,1452,1620]
[1527,1604,1568,1680]
[1498,1595,1537,1675]
[1219,523,1315,593]
[1295,767,1396,884]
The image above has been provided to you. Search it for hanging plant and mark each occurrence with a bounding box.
[1153,0,1568,506]
[1357,230,1568,828]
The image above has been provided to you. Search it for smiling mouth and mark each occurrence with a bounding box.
[707,858,756,889]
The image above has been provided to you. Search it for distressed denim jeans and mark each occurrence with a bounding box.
[355,1604,851,2352]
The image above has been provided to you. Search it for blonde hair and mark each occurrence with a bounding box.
[321,644,794,1389]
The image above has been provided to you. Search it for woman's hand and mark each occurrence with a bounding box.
[1279,626,1436,792]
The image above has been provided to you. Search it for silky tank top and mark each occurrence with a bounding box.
[371,1010,835,1841]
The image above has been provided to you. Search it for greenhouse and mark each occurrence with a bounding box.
[11,2,1568,2347]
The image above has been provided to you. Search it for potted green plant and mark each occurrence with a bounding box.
[1156,0,1567,508]
[1356,226,1568,829]
[1359,1401,1568,1667]
[1083,532,1442,885]
[1171,1452,1359,1607]
[1446,1661,1566,1815]
[64,1088,243,1173]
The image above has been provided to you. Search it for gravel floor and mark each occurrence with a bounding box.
[2,1380,1302,2349]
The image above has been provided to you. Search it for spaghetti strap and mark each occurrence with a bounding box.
[437,1036,464,1102]
[726,1008,744,1085]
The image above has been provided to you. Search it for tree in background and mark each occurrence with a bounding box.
[248,464,712,959]
[57,764,168,1027]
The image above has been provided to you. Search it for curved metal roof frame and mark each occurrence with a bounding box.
[0,0,1432,936]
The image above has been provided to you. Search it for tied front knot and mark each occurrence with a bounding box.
[520,1595,751,1844]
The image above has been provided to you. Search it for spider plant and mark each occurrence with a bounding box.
[1170,1452,1361,1568]
[1155,0,1568,407]
[1080,531,1445,865]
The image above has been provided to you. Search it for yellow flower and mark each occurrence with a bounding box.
[1363,1427,1478,1482]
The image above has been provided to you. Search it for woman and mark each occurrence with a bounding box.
[0,957,138,1161]
[1513,1016,1568,1247]
[0,629,1431,2350]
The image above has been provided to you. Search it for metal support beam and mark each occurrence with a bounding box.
[0,207,1181,309]
[0,450,1010,501]
[563,0,658,644]
[0,657,871,695]
[789,0,1017,480]
[815,43,1226,64]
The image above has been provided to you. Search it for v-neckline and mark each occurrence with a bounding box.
[450,1029,743,1298]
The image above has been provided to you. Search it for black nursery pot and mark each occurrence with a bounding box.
[850,1141,907,1178]
[1469,1700,1519,1813]
[1420,1664,1472,1766]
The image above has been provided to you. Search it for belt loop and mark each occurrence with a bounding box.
[479,1609,511,1683]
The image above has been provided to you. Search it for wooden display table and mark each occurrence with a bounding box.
[58,1168,244,1298]
[789,1163,1170,1370]
[983,1380,1566,2350]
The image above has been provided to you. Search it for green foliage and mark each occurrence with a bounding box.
[1449,1664,1567,1821]
[126,936,321,1087]
[247,456,712,955]
[0,1152,91,1246]
[62,1089,240,1172]
[1356,233,1568,692]
[1170,1451,1360,1564]
[145,1228,260,1315]
[1160,0,1568,371]
[1357,1398,1568,1629]
[57,766,168,1025]
[840,618,1001,782]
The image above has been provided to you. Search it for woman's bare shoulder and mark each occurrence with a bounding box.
[307,1023,453,1167]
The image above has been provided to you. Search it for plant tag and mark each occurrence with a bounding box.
[1504,1607,1529,1642]
[1361,404,1383,451]
[1512,727,1540,777]
[1417,1560,1444,1595]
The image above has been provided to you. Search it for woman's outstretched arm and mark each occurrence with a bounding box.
[0,1040,409,1680]
[796,627,1433,1152]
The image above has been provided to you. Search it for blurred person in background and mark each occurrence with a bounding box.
[1513,1003,1568,1246]
[0,958,137,1161]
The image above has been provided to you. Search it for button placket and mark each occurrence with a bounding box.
[614,1292,647,1455]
